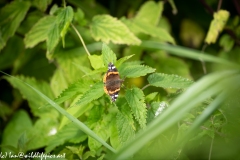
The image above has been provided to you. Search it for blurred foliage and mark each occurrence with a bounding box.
[0,0,240,160]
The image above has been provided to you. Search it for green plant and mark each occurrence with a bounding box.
[1,0,240,159]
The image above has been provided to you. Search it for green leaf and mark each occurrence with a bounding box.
[56,54,89,84]
[133,19,175,44]
[115,54,135,68]
[54,79,93,105]
[205,10,230,44]
[47,23,59,54]
[0,1,30,50]
[135,1,163,26]
[88,114,111,153]
[144,51,191,79]
[146,101,161,124]
[90,15,141,45]
[125,87,147,128]
[0,36,24,70]
[87,106,104,128]
[32,0,52,12]
[50,69,69,97]
[74,8,87,26]
[180,19,205,48]
[119,64,155,78]
[18,132,28,153]
[45,123,87,153]
[89,55,105,69]
[116,103,135,144]
[58,6,74,47]
[27,117,58,150]
[1,110,32,153]
[74,81,105,107]
[24,16,55,48]
[145,92,158,102]
[148,73,194,89]
[5,75,58,118]
[121,17,175,44]
[110,118,121,150]
[102,43,117,66]
[219,34,234,51]
[59,103,93,129]
[47,6,74,54]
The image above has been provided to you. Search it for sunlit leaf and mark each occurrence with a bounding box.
[102,43,117,66]
[1,110,32,153]
[45,123,87,153]
[119,64,155,78]
[135,1,163,26]
[24,16,55,48]
[205,10,230,44]
[74,82,105,107]
[125,87,147,128]
[148,73,194,89]
[90,15,141,45]
[89,55,105,69]
[0,1,30,50]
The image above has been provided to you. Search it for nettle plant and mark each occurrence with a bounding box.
[1,0,240,159]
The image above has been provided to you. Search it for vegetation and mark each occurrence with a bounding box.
[0,0,240,159]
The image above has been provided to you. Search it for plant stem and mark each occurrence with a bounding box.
[201,43,208,74]
[142,84,151,90]
[63,0,66,8]
[168,0,178,14]
[71,23,91,56]
[209,134,214,160]
[217,0,222,11]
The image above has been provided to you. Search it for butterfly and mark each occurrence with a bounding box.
[103,63,123,102]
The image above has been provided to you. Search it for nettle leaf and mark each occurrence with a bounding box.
[47,6,74,54]
[125,87,147,128]
[116,102,135,144]
[110,118,121,149]
[147,73,194,89]
[115,54,135,68]
[83,67,106,77]
[45,123,87,153]
[90,15,141,45]
[146,101,161,124]
[0,1,30,50]
[102,43,117,66]
[50,69,68,97]
[59,102,93,129]
[87,106,104,128]
[47,23,59,54]
[5,75,59,118]
[32,0,52,12]
[135,1,163,26]
[74,81,105,107]
[219,34,234,51]
[133,19,175,44]
[88,114,111,153]
[27,117,58,150]
[24,16,55,48]
[58,6,74,47]
[53,79,93,106]
[1,110,32,153]
[119,64,155,78]
[145,92,158,102]
[89,55,105,69]
[205,10,230,44]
